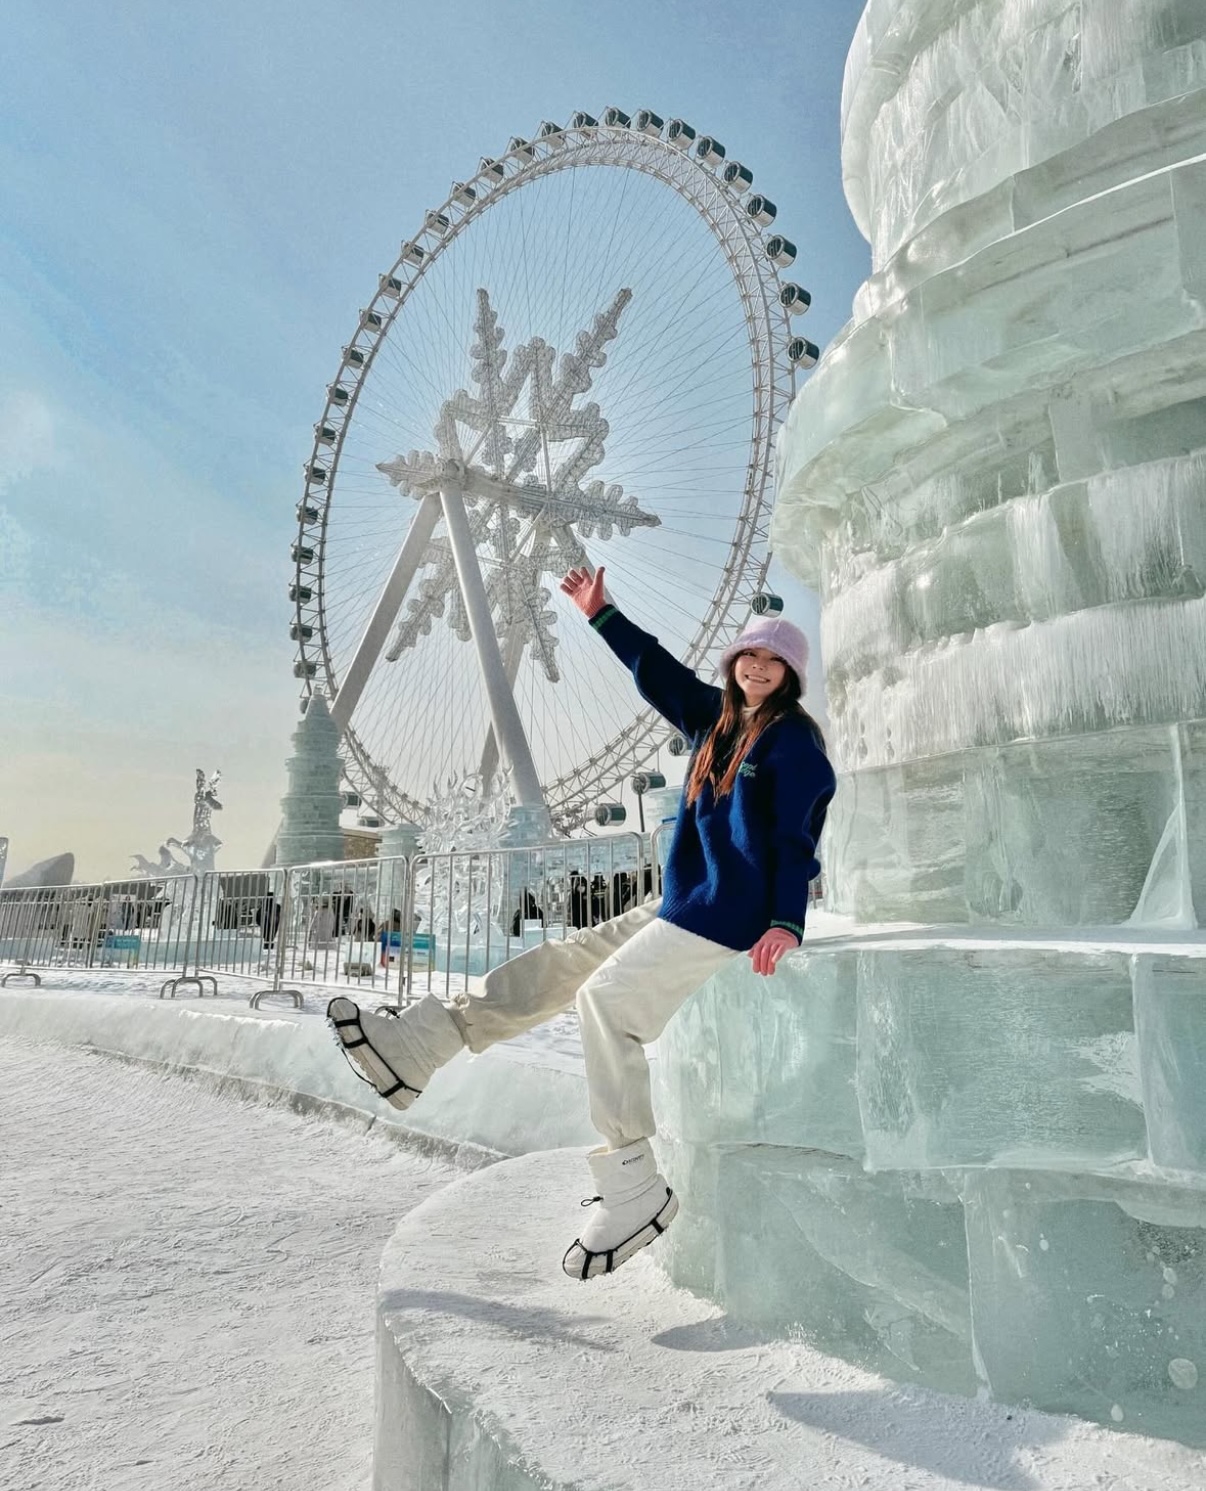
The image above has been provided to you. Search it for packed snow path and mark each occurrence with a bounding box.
[0,1039,455,1491]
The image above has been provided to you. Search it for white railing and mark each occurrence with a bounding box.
[402,833,649,1002]
[193,858,413,1009]
[0,877,205,995]
[0,833,651,1008]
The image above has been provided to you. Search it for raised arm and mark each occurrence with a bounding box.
[560,566,721,740]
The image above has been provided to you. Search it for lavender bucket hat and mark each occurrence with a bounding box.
[719,617,810,689]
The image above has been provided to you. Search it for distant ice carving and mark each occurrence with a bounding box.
[131,769,223,880]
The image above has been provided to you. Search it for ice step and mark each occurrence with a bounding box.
[373,1147,1205,1490]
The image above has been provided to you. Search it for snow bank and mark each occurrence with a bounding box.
[0,977,595,1160]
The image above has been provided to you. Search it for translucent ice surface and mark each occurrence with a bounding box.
[653,947,861,1156]
[824,725,1199,926]
[774,1,1206,930]
[857,947,1146,1171]
[843,0,1206,265]
[964,1169,1206,1444]
[1135,954,1206,1173]
[656,1137,976,1394]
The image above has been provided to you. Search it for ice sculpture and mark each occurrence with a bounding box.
[653,0,1206,1446]
[277,692,345,867]
[129,769,224,880]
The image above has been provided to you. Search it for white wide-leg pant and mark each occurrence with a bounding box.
[447,900,736,1148]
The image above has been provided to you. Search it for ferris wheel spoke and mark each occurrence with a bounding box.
[479,620,530,791]
[437,481,546,812]
[329,492,444,732]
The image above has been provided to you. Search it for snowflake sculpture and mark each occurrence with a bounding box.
[414,769,518,943]
[418,769,516,857]
[378,287,660,679]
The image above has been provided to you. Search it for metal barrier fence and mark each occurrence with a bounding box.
[0,833,654,1006]
[403,833,648,1001]
[189,858,413,1009]
[185,866,291,1004]
[650,823,674,898]
[0,877,204,995]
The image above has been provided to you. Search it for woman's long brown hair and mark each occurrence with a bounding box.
[685,664,823,805]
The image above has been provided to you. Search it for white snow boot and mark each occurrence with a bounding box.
[327,995,464,1111]
[562,1139,678,1280]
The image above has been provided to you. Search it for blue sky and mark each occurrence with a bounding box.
[0,0,870,879]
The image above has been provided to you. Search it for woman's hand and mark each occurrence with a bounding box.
[560,564,607,619]
[748,926,799,977]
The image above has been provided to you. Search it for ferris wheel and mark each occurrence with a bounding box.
[289,109,817,835]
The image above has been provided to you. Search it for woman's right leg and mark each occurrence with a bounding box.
[448,899,660,1051]
[328,900,660,1108]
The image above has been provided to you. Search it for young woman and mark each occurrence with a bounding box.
[329,565,835,1280]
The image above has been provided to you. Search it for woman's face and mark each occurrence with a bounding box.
[732,646,787,707]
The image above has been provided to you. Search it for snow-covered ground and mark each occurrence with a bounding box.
[5,989,1206,1491]
[0,1038,455,1491]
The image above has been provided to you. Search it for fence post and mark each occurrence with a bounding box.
[249,869,304,1009]
[160,875,218,998]
[400,854,419,1008]
[0,891,43,987]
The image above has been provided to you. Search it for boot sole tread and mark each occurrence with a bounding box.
[563,1188,679,1280]
[326,997,421,1112]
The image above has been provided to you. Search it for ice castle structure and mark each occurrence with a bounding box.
[653,0,1206,1444]
[276,692,346,867]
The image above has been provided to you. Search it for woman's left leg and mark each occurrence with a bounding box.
[576,915,737,1149]
[565,916,736,1279]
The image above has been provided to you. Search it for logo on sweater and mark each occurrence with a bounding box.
[737,762,757,779]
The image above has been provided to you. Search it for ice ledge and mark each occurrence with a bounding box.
[372,1147,1205,1491]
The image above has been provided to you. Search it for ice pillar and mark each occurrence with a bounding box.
[777,0,1206,929]
[654,0,1206,1445]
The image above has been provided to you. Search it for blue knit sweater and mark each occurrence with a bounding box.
[591,606,836,952]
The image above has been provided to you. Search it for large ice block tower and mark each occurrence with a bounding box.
[652,0,1206,1445]
[778,0,1206,929]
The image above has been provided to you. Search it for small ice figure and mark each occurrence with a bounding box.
[1110,1404,1124,1422]
[308,900,337,948]
[1168,1359,1198,1391]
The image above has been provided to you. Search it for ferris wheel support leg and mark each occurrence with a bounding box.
[479,624,528,794]
[439,484,549,819]
[329,494,443,734]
